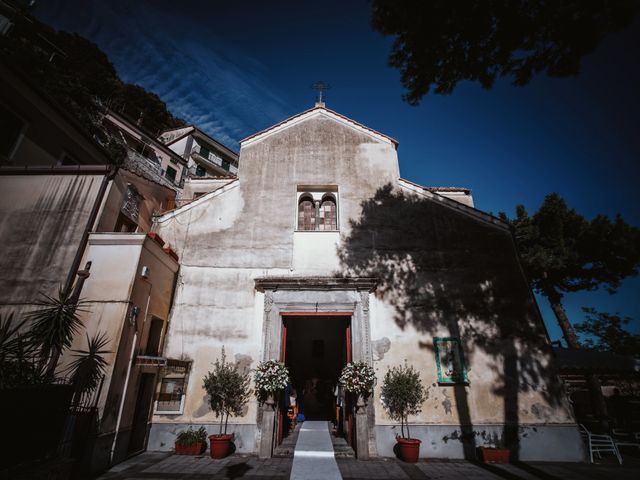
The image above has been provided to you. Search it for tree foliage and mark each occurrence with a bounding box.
[64,331,110,403]
[508,194,640,297]
[0,12,185,144]
[371,0,639,104]
[503,193,640,347]
[575,307,640,356]
[1,293,110,396]
[27,288,88,378]
[203,348,251,435]
[0,314,43,389]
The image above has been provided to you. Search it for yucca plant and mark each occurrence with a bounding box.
[26,288,89,379]
[0,314,43,388]
[65,331,110,404]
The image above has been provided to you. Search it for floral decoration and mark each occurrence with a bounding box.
[253,359,290,394]
[339,361,376,398]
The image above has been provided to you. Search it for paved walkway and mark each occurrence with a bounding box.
[289,421,341,480]
[96,445,640,480]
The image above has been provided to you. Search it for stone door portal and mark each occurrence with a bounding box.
[254,277,377,459]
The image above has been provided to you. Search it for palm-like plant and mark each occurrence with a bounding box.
[0,314,43,388]
[27,288,88,379]
[65,332,110,404]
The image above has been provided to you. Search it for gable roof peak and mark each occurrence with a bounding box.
[240,105,398,149]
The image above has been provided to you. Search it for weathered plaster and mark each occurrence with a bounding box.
[149,108,579,461]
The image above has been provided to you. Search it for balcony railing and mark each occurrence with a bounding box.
[135,355,167,368]
[125,150,184,188]
[191,146,238,176]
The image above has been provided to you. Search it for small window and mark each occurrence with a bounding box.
[155,377,185,413]
[165,165,177,183]
[195,165,206,177]
[297,195,316,231]
[198,146,210,159]
[0,103,26,159]
[434,337,468,384]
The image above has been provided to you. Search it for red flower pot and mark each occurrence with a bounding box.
[163,246,179,261]
[209,434,233,459]
[147,232,165,247]
[175,442,204,455]
[479,447,510,464]
[396,437,421,463]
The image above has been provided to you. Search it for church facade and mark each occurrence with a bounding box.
[147,104,584,461]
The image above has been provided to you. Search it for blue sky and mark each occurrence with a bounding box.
[34,0,640,342]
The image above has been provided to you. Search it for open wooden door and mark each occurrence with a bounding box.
[345,323,354,447]
[276,323,287,446]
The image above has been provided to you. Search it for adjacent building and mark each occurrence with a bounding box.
[0,61,181,473]
[160,125,239,179]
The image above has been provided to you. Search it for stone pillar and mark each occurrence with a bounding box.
[355,394,370,460]
[259,395,276,459]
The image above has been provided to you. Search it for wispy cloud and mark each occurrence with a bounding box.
[35,0,293,150]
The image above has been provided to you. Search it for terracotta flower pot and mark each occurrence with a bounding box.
[479,447,509,463]
[396,437,421,463]
[175,442,204,455]
[147,232,165,247]
[209,434,233,459]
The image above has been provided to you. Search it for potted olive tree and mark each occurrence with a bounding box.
[380,363,427,463]
[174,426,207,455]
[202,349,251,459]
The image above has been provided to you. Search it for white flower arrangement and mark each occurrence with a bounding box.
[253,360,290,394]
[339,361,376,398]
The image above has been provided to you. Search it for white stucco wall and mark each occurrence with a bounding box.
[149,108,579,459]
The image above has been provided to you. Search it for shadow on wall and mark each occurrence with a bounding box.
[337,184,567,460]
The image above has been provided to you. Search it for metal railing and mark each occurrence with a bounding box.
[191,146,238,176]
[125,150,184,188]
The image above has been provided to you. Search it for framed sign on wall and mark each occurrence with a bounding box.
[434,337,468,385]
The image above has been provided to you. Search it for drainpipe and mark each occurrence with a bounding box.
[64,165,118,294]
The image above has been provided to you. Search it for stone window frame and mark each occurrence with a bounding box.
[295,186,339,232]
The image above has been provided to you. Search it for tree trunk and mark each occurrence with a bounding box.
[544,287,610,431]
[544,288,580,348]
[586,374,610,432]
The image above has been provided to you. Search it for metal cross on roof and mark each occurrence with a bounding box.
[311,81,331,105]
